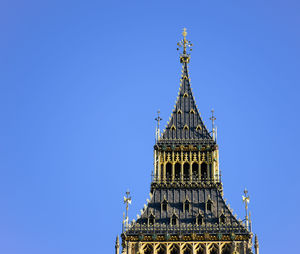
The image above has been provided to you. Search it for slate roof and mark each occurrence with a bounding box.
[158,61,215,146]
[126,188,248,235]
[124,44,249,238]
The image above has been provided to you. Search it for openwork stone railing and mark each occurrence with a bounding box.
[150,177,222,190]
[125,222,248,235]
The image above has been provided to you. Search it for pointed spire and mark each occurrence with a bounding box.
[159,29,214,143]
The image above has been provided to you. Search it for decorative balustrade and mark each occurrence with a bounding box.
[151,177,221,186]
[125,221,248,235]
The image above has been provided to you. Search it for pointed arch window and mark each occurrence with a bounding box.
[219,214,226,224]
[201,163,207,180]
[192,163,199,181]
[183,162,190,180]
[209,244,218,254]
[175,163,181,180]
[170,244,180,254]
[166,163,172,180]
[183,92,188,98]
[183,124,189,130]
[161,199,168,212]
[183,244,192,254]
[196,125,202,131]
[190,109,195,114]
[148,213,155,225]
[206,199,213,212]
[196,245,205,254]
[221,244,231,254]
[196,213,203,225]
[157,245,167,254]
[144,244,154,254]
[177,109,182,114]
[171,125,176,130]
[171,214,178,225]
[183,199,191,212]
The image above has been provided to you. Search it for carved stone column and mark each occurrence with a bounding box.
[127,242,132,254]
[121,240,127,254]
[205,243,209,254]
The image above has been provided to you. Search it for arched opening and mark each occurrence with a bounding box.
[160,164,164,180]
[175,163,181,180]
[210,249,218,254]
[183,163,190,180]
[161,199,168,212]
[196,214,203,225]
[206,200,213,212]
[184,200,190,212]
[171,214,177,225]
[144,244,153,254]
[148,214,155,225]
[219,214,226,224]
[192,163,199,181]
[201,163,207,180]
[170,244,180,254]
[156,245,166,254]
[209,245,218,254]
[221,244,231,254]
[197,244,205,254]
[183,244,192,254]
[166,163,172,181]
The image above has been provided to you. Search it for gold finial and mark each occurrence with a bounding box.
[182,27,187,38]
[177,28,193,63]
[155,110,162,130]
[123,190,132,230]
[210,109,217,141]
[210,109,216,130]
[242,188,250,230]
[155,110,163,142]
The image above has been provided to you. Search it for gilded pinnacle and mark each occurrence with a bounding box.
[182,28,187,38]
[177,28,193,63]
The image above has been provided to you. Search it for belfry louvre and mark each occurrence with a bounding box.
[115,29,259,254]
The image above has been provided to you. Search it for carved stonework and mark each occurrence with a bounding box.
[116,29,258,254]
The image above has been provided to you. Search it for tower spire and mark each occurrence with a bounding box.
[160,29,213,142]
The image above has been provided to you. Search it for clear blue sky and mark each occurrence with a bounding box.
[0,0,299,253]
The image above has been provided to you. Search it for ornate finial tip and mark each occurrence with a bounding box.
[182,28,187,37]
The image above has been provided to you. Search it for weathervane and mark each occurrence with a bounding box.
[123,190,131,230]
[155,110,162,142]
[242,188,250,230]
[177,28,193,62]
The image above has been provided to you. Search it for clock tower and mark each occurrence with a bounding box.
[116,29,259,254]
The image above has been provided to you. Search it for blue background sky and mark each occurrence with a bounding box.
[1,0,300,253]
